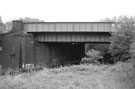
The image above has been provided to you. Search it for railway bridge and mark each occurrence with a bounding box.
[0,21,115,69]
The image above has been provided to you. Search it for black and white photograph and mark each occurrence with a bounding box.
[0,0,135,89]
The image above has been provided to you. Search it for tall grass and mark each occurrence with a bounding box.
[0,62,134,89]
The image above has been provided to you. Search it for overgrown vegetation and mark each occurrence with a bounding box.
[85,16,135,64]
[0,62,134,89]
[110,16,135,62]
[85,44,111,64]
[81,49,103,64]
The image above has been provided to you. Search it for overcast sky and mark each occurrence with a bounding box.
[0,0,135,23]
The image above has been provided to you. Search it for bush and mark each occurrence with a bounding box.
[109,16,135,62]
[130,40,135,60]
[81,49,103,64]
[85,44,113,64]
[87,49,103,60]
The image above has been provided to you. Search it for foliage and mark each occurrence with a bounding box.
[99,15,135,63]
[109,16,135,62]
[0,16,6,34]
[85,44,112,64]
[86,49,103,60]
[4,21,12,31]
[0,62,134,89]
[19,17,44,22]
[81,49,103,64]
[130,39,135,60]
[86,44,110,54]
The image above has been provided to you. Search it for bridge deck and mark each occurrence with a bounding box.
[23,22,115,32]
[36,32,110,43]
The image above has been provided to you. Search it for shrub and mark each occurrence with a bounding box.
[130,39,135,60]
[87,49,103,60]
[109,16,135,62]
[81,49,103,64]
[85,44,112,64]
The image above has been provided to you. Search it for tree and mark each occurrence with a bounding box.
[109,16,135,62]
[4,21,12,31]
[0,16,6,34]
[19,17,44,22]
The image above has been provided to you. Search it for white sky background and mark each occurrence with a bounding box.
[0,0,135,23]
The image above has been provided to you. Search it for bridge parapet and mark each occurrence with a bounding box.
[11,21,115,43]
[22,22,115,33]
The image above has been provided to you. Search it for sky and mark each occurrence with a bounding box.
[0,0,135,23]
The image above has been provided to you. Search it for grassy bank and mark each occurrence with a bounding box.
[0,62,134,89]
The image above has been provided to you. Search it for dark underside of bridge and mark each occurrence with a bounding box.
[36,42,85,67]
[31,32,111,67]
